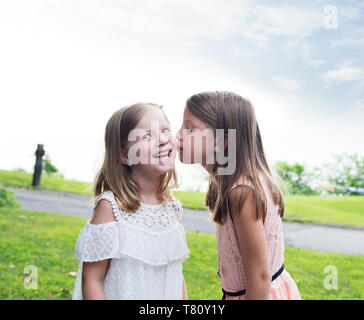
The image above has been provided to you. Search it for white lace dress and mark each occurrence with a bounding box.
[72,190,190,300]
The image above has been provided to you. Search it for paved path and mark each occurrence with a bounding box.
[8,187,364,255]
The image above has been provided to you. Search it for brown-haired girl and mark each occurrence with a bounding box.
[176,91,300,300]
[72,102,190,300]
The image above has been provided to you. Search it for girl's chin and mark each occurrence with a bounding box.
[135,164,174,176]
[151,155,176,173]
[151,163,175,175]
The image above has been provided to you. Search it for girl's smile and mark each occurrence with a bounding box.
[153,147,174,165]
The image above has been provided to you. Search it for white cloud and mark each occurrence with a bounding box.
[330,37,364,47]
[272,76,301,90]
[0,1,325,45]
[250,5,323,37]
[321,61,364,84]
[282,40,325,67]
[356,98,364,109]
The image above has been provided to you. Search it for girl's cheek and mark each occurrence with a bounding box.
[137,141,152,164]
[170,135,178,149]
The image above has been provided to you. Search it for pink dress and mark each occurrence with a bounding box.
[216,175,301,300]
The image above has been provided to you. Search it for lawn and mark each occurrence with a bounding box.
[1,169,364,228]
[0,206,363,300]
[0,169,92,195]
[283,196,364,228]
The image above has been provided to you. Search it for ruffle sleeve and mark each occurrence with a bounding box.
[75,221,120,262]
[75,220,189,265]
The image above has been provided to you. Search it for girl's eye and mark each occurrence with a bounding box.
[184,128,194,133]
[142,133,151,140]
[162,128,170,134]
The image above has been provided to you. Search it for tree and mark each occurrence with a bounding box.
[275,161,317,195]
[323,153,364,195]
[42,154,63,178]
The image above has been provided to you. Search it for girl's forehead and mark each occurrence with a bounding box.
[136,108,168,130]
[183,107,204,127]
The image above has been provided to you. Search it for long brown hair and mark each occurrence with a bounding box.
[92,102,179,212]
[186,91,284,225]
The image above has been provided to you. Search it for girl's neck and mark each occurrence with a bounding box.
[130,167,162,204]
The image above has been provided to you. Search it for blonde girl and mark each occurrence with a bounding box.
[72,102,189,300]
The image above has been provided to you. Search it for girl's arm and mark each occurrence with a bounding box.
[228,186,271,300]
[82,260,110,299]
[82,199,117,300]
[182,274,188,300]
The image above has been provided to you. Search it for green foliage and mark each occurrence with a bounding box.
[42,154,63,178]
[275,161,317,195]
[0,183,19,208]
[323,153,364,195]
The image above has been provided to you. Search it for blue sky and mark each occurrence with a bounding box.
[0,0,363,190]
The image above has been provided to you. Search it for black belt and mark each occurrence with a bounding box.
[220,263,285,300]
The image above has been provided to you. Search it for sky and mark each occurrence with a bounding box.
[0,0,363,191]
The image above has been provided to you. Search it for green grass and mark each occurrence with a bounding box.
[0,169,92,195]
[173,190,207,210]
[283,196,364,228]
[1,169,364,228]
[0,206,363,300]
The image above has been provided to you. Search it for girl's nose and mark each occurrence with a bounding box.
[159,131,170,145]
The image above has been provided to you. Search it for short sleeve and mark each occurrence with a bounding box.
[75,221,120,262]
[91,190,122,222]
[75,190,121,262]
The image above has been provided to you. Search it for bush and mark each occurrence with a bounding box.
[323,153,364,195]
[275,161,318,195]
[0,183,20,208]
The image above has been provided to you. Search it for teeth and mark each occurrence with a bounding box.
[158,152,169,158]
[155,150,170,158]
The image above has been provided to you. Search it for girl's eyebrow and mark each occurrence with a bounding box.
[142,123,170,132]
[184,119,196,126]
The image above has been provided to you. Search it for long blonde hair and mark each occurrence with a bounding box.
[92,102,179,212]
[186,91,284,225]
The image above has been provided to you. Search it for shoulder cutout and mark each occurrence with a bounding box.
[90,191,121,224]
[90,199,117,225]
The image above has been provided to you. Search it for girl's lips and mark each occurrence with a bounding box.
[158,147,174,165]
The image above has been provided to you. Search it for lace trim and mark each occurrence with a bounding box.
[92,191,122,222]
[75,220,190,265]
[92,190,183,231]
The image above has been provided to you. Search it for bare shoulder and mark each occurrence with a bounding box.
[90,199,117,225]
[228,184,257,221]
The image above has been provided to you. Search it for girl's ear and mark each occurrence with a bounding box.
[120,148,130,166]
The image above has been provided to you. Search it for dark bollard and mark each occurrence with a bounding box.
[32,144,45,187]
